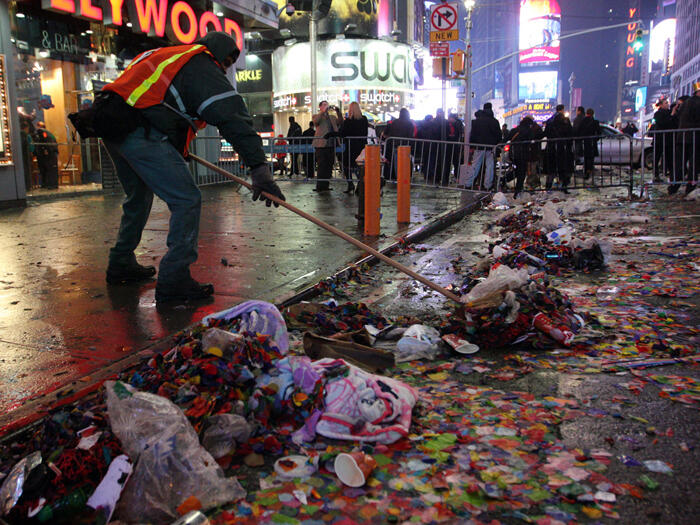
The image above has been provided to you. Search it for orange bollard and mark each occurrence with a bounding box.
[364,144,381,236]
[396,145,411,223]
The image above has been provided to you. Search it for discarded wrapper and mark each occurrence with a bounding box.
[334,452,377,487]
[170,510,210,525]
[442,333,479,355]
[532,313,574,346]
[273,455,317,480]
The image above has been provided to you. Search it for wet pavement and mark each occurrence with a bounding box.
[0,183,698,524]
[0,180,474,429]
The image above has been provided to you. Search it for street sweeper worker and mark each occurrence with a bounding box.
[101,31,285,302]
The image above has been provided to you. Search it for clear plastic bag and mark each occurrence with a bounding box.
[395,325,442,362]
[561,198,592,216]
[200,328,244,359]
[538,201,562,230]
[201,414,252,459]
[105,381,245,524]
[461,265,530,308]
[546,225,574,245]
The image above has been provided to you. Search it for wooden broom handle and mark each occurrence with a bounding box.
[189,154,463,304]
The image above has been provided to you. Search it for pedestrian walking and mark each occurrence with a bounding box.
[577,108,601,180]
[544,104,574,192]
[572,106,585,159]
[649,98,674,182]
[339,101,368,194]
[96,31,285,302]
[287,115,302,176]
[501,123,509,143]
[312,100,343,192]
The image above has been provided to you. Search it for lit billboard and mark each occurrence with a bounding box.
[518,70,558,101]
[648,18,676,74]
[519,0,561,65]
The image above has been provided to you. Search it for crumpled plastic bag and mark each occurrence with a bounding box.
[538,201,562,230]
[105,381,245,524]
[609,213,651,224]
[0,451,42,516]
[686,188,700,201]
[561,198,592,216]
[490,192,510,208]
[200,328,245,359]
[461,265,530,308]
[395,324,442,362]
[570,237,612,266]
[201,414,252,459]
[202,300,289,354]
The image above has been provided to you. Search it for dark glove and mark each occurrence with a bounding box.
[250,164,286,207]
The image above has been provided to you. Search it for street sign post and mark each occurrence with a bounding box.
[429,42,450,57]
[429,2,459,42]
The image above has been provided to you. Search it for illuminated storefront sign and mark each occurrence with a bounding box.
[0,55,13,166]
[273,39,413,96]
[41,0,243,47]
[272,89,412,112]
[504,101,554,123]
[519,0,561,65]
[236,54,272,94]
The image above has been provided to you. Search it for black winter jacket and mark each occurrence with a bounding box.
[140,33,266,167]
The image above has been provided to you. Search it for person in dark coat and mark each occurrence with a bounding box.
[652,98,677,182]
[286,116,302,176]
[302,121,315,179]
[417,115,434,179]
[339,101,369,193]
[508,116,535,197]
[101,32,285,302]
[543,105,574,192]
[501,123,509,142]
[577,108,601,179]
[669,84,700,195]
[382,107,416,181]
[447,113,464,184]
[33,122,59,189]
[621,121,638,137]
[572,106,585,158]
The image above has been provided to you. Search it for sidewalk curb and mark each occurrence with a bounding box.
[0,193,490,440]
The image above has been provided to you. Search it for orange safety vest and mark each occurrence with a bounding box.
[104,44,220,155]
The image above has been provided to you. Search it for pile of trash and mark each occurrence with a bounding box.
[481,200,611,274]
[447,264,587,352]
[0,301,421,524]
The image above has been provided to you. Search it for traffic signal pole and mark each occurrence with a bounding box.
[310,0,318,112]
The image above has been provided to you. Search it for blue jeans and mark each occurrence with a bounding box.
[104,127,202,284]
[465,149,494,189]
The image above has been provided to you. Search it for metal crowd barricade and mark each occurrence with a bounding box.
[641,128,699,194]
[382,136,493,191]
[493,133,640,196]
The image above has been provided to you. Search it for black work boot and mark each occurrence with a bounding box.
[106,261,156,284]
[155,277,214,303]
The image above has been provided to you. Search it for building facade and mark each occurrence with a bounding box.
[671,0,700,97]
[0,0,278,207]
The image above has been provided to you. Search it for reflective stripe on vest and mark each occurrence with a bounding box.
[104,45,213,109]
